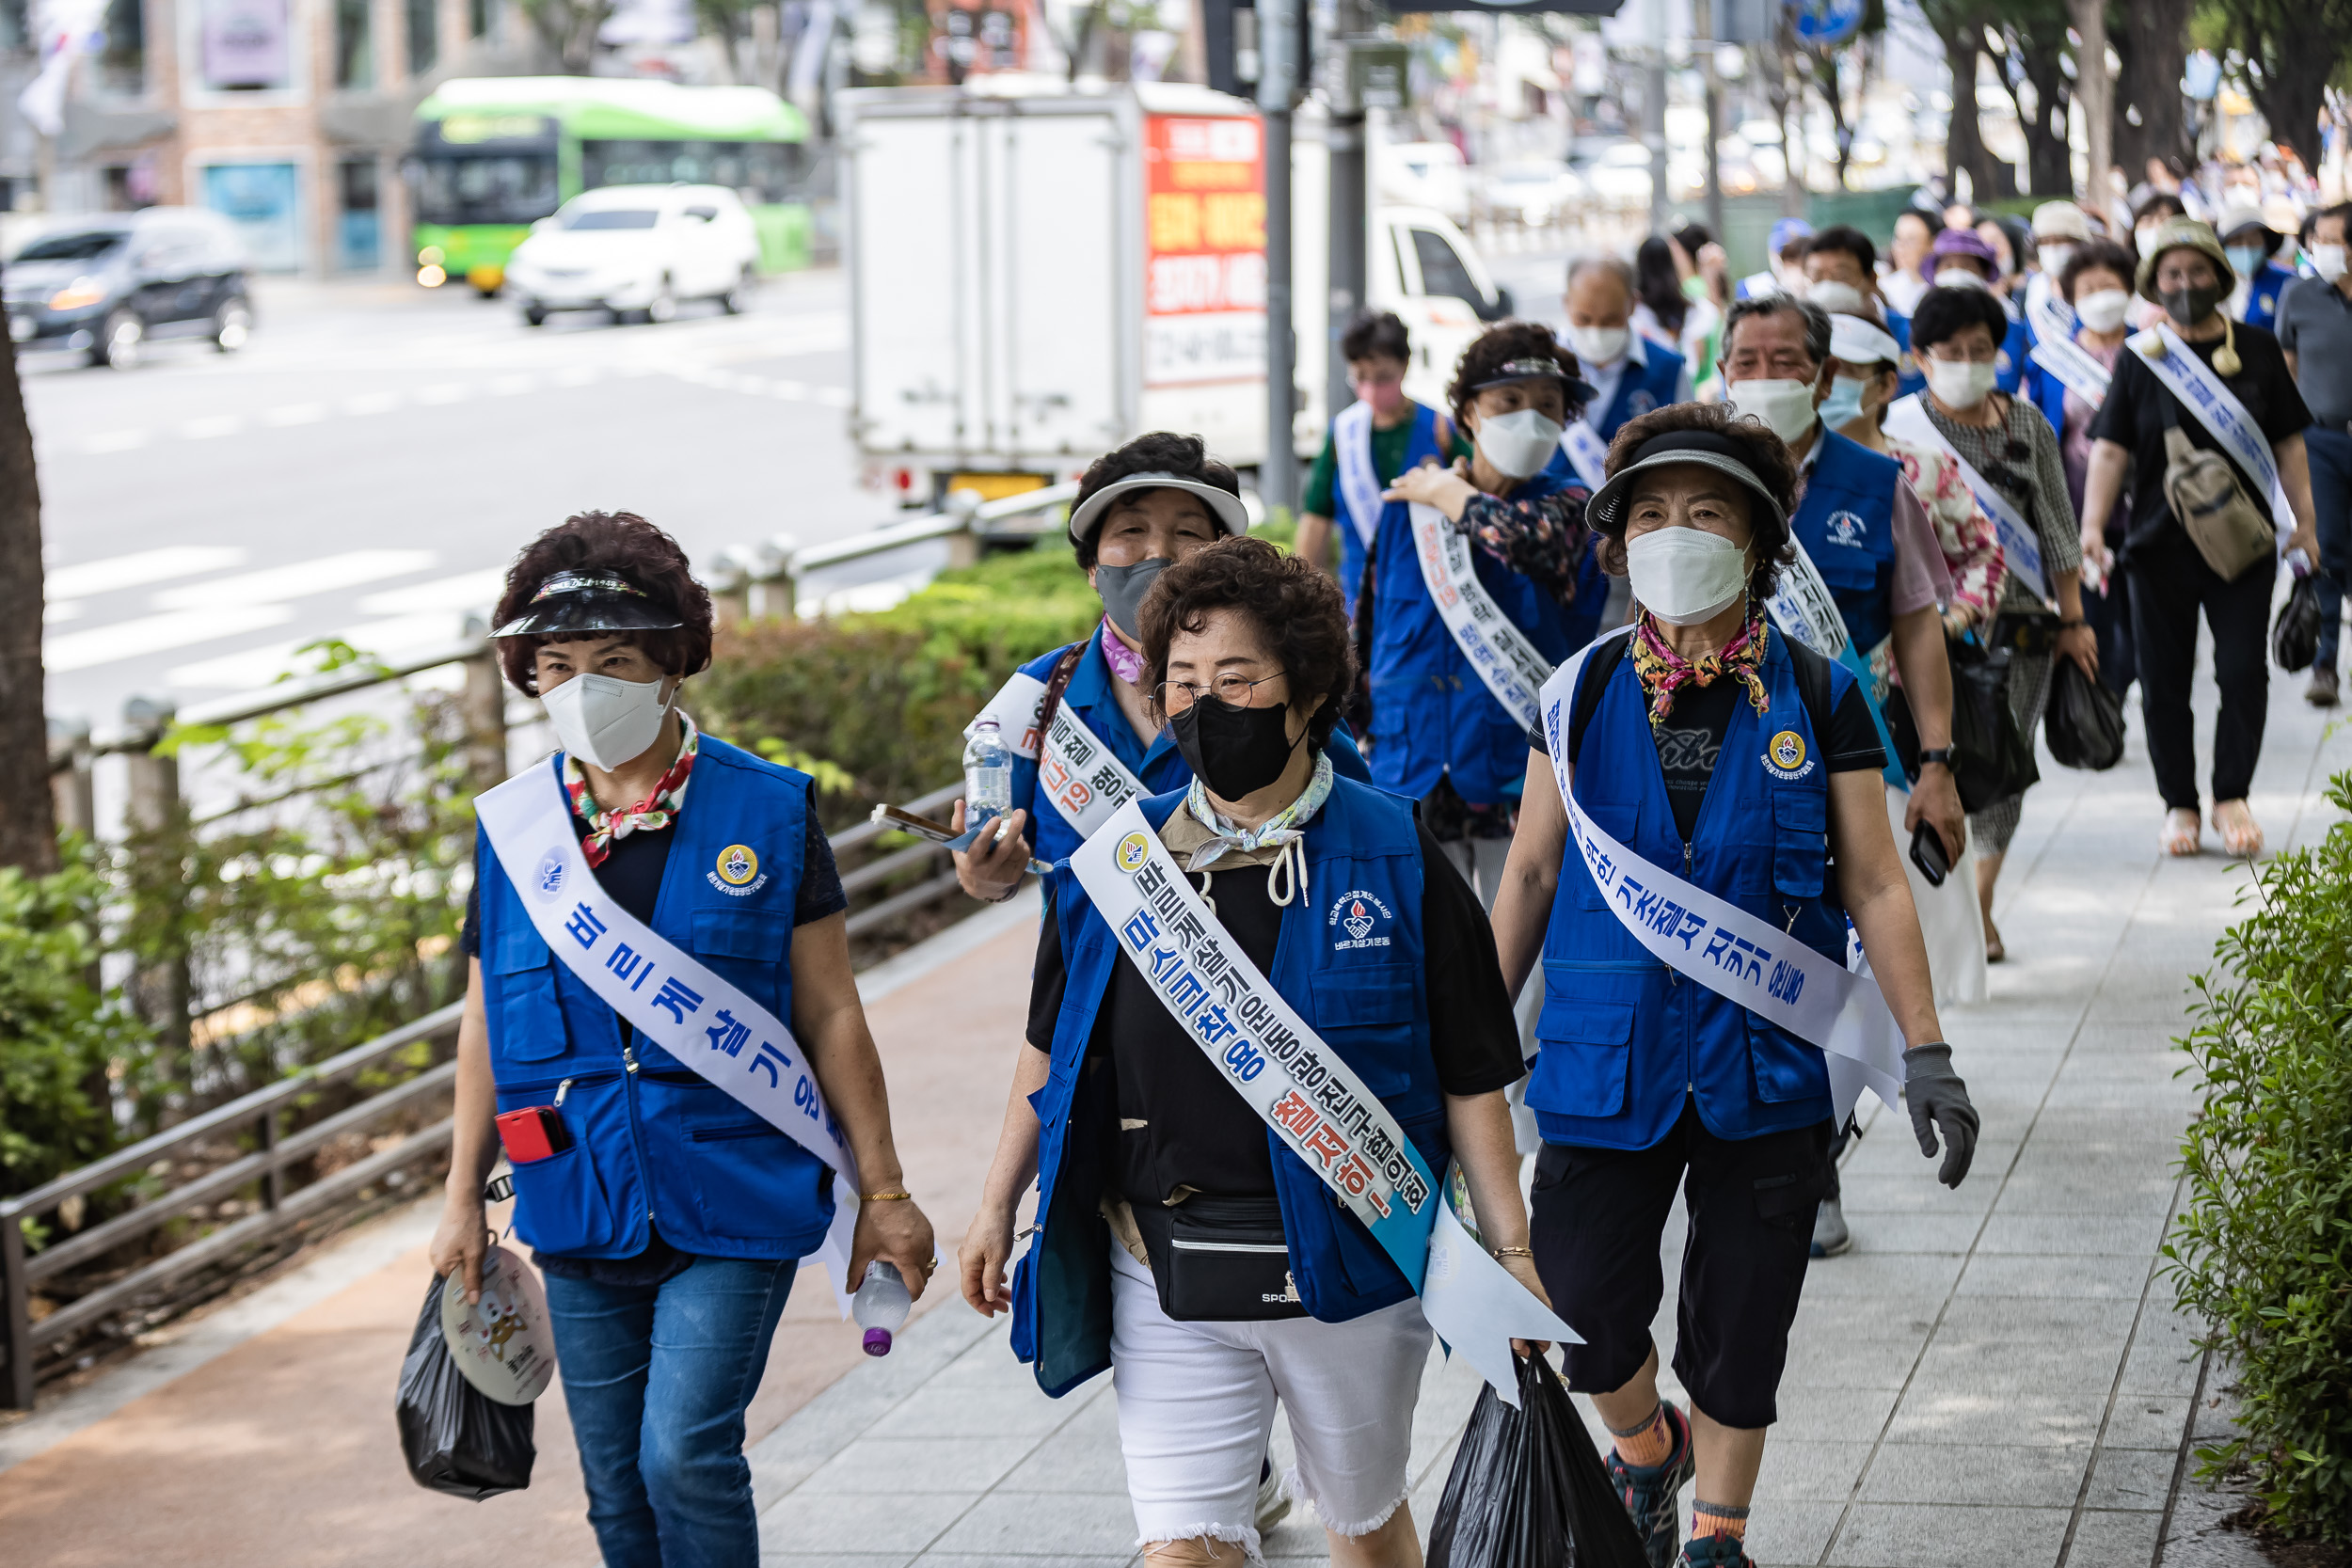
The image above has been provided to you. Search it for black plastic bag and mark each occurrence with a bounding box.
[2044,657,2126,771]
[1947,639,2040,810]
[2273,571,2321,673]
[1426,1354,1648,1568]
[396,1275,536,1500]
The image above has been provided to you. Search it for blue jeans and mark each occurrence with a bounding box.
[543,1256,797,1568]
[2305,427,2352,672]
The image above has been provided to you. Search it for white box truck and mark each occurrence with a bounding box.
[839,80,1515,503]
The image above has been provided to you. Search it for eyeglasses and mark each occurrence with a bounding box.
[1154,671,1287,714]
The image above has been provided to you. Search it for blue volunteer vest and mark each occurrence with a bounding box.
[1009,778,1445,1397]
[1006,636,1373,870]
[1994,309,2029,394]
[2241,261,2296,332]
[1529,636,1848,1150]
[1790,430,1903,655]
[1594,342,1686,440]
[475,736,834,1261]
[1334,403,1445,618]
[1887,309,1926,400]
[1367,467,1581,804]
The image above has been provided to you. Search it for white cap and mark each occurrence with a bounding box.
[1827,313,1901,368]
[2031,200,2091,242]
[1066,471,1252,543]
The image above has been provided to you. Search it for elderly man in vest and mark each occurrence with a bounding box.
[1718,293,1965,1258]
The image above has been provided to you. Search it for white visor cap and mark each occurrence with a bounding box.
[1828,313,1902,369]
[1066,471,1253,544]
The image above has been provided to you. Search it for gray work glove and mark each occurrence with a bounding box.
[1901,1043,1979,1188]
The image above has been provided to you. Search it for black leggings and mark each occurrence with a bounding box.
[2125,531,2277,812]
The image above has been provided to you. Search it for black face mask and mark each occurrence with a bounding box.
[1095,558,1170,638]
[1170,695,1302,800]
[2160,282,2224,326]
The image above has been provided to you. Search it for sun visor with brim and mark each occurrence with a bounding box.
[1066,471,1253,544]
[1468,356,1598,405]
[1584,430,1790,537]
[489,570,686,640]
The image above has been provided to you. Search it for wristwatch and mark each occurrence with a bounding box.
[1917,747,1955,770]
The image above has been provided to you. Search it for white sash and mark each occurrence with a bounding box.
[1763,539,1852,660]
[2128,324,2295,533]
[1333,400,1386,550]
[1408,501,1556,732]
[1882,394,2053,603]
[1559,418,1611,490]
[476,766,862,1302]
[2026,324,2113,409]
[968,663,1150,838]
[1070,800,1574,1402]
[1535,630,1909,1126]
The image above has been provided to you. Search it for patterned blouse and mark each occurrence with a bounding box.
[1886,436,2007,632]
[1921,394,2083,613]
[1457,480,1593,610]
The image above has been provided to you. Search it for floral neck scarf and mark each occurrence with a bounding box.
[1098,618,1147,686]
[1629,609,1771,729]
[1182,752,1333,872]
[565,710,698,867]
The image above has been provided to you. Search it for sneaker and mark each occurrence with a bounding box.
[1810,1196,1852,1259]
[1253,1457,1290,1532]
[1680,1531,1757,1567]
[1607,1403,1695,1568]
[2311,668,2341,708]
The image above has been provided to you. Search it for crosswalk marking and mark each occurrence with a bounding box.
[182,415,244,439]
[45,605,294,673]
[166,611,464,690]
[47,546,248,600]
[150,549,438,611]
[357,566,507,617]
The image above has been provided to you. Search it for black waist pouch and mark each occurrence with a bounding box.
[1129,1193,1308,1322]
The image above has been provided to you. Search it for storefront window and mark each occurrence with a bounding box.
[98,0,143,94]
[337,0,373,86]
[339,159,380,271]
[201,0,293,90]
[406,0,437,76]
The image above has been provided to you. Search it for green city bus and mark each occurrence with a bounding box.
[409,76,814,294]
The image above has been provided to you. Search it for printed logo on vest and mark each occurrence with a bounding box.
[707,843,770,897]
[533,850,566,900]
[1115,831,1153,874]
[1626,388,1657,418]
[1824,509,1867,546]
[1764,729,1815,781]
[1327,888,1395,950]
[1995,350,2012,374]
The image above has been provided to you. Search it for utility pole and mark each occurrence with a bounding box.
[1644,0,1670,236]
[1260,0,1300,515]
[1696,0,1724,238]
[1326,2,1370,423]
[2066,0,2113,223]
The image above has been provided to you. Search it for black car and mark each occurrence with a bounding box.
[5,207,254,369]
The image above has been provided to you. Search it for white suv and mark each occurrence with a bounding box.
[504,183,762,325]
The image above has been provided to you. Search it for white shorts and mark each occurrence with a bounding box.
[1107,1242,1432,1558]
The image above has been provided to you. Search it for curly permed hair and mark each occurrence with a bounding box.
[1444,320,1584,426]
[1592,401,1800,605]
[492,511,715,695]
[1070,432,1242,570]
[1136,536,1354,753]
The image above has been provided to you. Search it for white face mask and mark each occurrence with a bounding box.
[1566,324,1630,366]
[2074,288,2131,332]
[2314,244,2350,282]
[2136,227,2162,259]
[1726,376,1820,446]
[1627,526,1750,626]
[543,672,675,770]
[1933,267,1987,292]
[1474,406,1566,481]
[2038,244,2074,279]
[1927,358,1998,410]
[1804,279,1867,316]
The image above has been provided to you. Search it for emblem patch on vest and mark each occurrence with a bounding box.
[708,844,769,896]
[1825,509,1867,546]
[1763,729,1815,781]
[1116,831,1153,874]
[1626,388,1657,418]
[533,850,566,900]
[1327,888,1395,950]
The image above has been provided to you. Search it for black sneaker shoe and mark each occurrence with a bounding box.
[1680,1529,1757,1567]
[2310,667,2340,708]
[1607,1403,1695,1568]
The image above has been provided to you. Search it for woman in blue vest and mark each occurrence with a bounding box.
[1374,321,1597,899]
[430,512,937,1567]
[1488,404,1980,1568]
[958,538,1540,1568]
[952,434,1369,904]
[1294,309,1459,615]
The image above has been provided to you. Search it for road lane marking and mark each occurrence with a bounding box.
[357,566,507,617]
[342,391,402,415]
[150,549,439,611]
[82,430,149,453]
[47,546,249,599]
[45,605,295,672]
[262,404,326,426]
[167,611,464,690]
[182,415,245,438]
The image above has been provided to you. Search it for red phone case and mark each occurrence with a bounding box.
[496,1105,570,1164]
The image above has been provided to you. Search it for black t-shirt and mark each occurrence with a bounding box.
[2086,322,2310,553]
[1025,822,1525,1204]
[1533,640,1886,841]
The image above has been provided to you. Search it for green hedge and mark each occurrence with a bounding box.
[2167,773,2352,1543]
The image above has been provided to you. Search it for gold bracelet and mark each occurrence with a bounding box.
[1491,1245,1534,1259]
[860,1189,914,1203]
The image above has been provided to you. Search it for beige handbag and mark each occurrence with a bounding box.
[2162,411,2274,581]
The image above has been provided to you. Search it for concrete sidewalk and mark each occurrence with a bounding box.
[1,654,2343,1568]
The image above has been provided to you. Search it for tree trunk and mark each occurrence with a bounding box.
[2068,0,2114,217]
[2113,0,2192,177]
[2245,53,2332,166]
[0,264,55,878]
[2020,47,2073,195]
[1935,18,1996,204]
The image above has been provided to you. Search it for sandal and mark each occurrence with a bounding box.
[1982,918,2004,964]
[2160,809,2202,858]
[2213,800,2264,860]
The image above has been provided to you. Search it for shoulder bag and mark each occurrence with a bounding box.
[2160,401,2274,580]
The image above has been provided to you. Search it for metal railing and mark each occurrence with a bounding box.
[7,488,1073,1409]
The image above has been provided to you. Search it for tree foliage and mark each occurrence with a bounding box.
[516,0,613,74]
[2198,0,2352,164]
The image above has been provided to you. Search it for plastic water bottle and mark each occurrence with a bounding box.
[963,720,1012,829]
[853,1260,912,1355]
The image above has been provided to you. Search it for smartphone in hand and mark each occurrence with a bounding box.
[1909,821,1950,888]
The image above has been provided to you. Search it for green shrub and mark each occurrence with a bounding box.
[2167,772,2352,1543]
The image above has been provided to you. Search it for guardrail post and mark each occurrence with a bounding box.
[754,533,797,622]
[709,546,752,627]
[47,714,93,839]
[460,620,508,795]
[3,1202,31,1410]
[944,490,983,570]
[259,1108,283,1212]
[123,695,191,1084]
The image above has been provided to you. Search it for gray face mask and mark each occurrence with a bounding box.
[1095,557,1171,637]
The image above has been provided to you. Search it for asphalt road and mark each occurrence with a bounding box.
[29,268,895,729]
